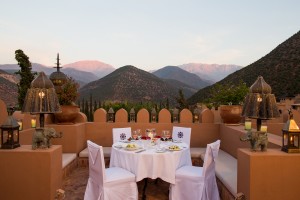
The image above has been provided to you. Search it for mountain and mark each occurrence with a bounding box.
[152,66,212,89]
[179,63,243,82]
[79,65,185,105]
[188,30,300,104]
[0,63,99,87]
[0,70,18,106]
[63,60,115,78]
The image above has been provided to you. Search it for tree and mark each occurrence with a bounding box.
[175,89,188,110]
[15,49,36,109]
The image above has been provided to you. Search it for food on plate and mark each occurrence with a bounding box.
[168,145,181,150]
[126,143,137,149]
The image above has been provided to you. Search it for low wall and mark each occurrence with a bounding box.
[238,148,300,200]
[0,145,62,200]
[220,124,281,158]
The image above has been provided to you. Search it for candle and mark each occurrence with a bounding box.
[260,125,267,132]
[31,119,36,128]
[17,120,23,131]
[148,132,153,140]
[245,121,252,130]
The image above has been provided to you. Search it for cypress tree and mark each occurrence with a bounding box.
[14,49,37,109]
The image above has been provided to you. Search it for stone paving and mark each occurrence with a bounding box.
[62,167,170,200]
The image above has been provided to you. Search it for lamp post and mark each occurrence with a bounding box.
[193,108,200,123]
[241,76,280,151]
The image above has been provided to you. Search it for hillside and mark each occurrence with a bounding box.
[188,30,300,104]
[179,63,242,82]
[0,70,18,106]
[152,66,212,89]
[79,65,182,105]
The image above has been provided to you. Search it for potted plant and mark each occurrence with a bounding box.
[54,77,80,123]
[209,81,249,124]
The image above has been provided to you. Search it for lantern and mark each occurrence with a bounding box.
[282,109,300,153]
[193,108,200,123]
[1,107,20,149]
[107,107,115,122]
[173,108,179,123]
[130,108,136,123]
[151,108,157,123]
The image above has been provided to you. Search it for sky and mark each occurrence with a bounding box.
[0,0,299,71]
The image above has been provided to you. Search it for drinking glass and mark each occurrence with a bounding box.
[136,129,142,140]
[132,130,138,140]
[164,130,171,141]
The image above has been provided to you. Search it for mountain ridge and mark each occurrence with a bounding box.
[188,30,300,104]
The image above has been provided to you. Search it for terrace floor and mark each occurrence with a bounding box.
[62,167,170,200]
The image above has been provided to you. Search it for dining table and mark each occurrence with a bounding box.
[109,139,192,185]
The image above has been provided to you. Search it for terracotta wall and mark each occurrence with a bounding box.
[0,145,62,200]
[219,124,281,158]
[238,148,300,200]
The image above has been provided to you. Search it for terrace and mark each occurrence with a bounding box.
[0,98,300,200]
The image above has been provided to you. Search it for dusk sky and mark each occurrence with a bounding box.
[1,0,299,71]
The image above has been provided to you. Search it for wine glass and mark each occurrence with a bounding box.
[136,129,141,140]
[164,130,171,141]
[132,130,138,140]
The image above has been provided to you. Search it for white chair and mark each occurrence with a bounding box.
[84,140,138,200]
[172,126,192,147]
[169,140,221,200]
[112,127,132,143]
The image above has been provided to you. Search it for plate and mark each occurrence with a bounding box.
[156,148,166,153]
[173,140,182,143]
[125,147,138,151]
[120,140,131,143]
[168,145,182,151]
[114,144,123,148]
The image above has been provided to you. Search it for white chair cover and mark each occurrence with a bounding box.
[172,126,192,147]
[84,140,138,200]
[169,140,220,200]
[112,127,132,143]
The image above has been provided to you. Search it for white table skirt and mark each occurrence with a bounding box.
[109,141,192,184]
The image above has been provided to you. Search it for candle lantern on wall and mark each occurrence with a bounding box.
[107,107,115,122]
[282,109,300,153]
[151,108,157,123]
[193,108,200,123]
[241,76,280,151]
[173,108,179,123]
[1,107,20,149]
[31,115,37,128]
[17,119,23,131]
[130,108,136,123]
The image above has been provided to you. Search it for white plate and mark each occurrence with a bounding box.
[114,144,123,148]
[156,149,166,153]
[173,140,182,143]
[168,145,182,151]
[125,147,138,151]
[120,140,131,143]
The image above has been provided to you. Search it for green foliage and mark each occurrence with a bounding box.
[208,81,249,106]
[175,89,188,110]
[14,49,37,109]
[56,77,80,105]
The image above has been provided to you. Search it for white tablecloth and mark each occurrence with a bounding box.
[109,141,192,184]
